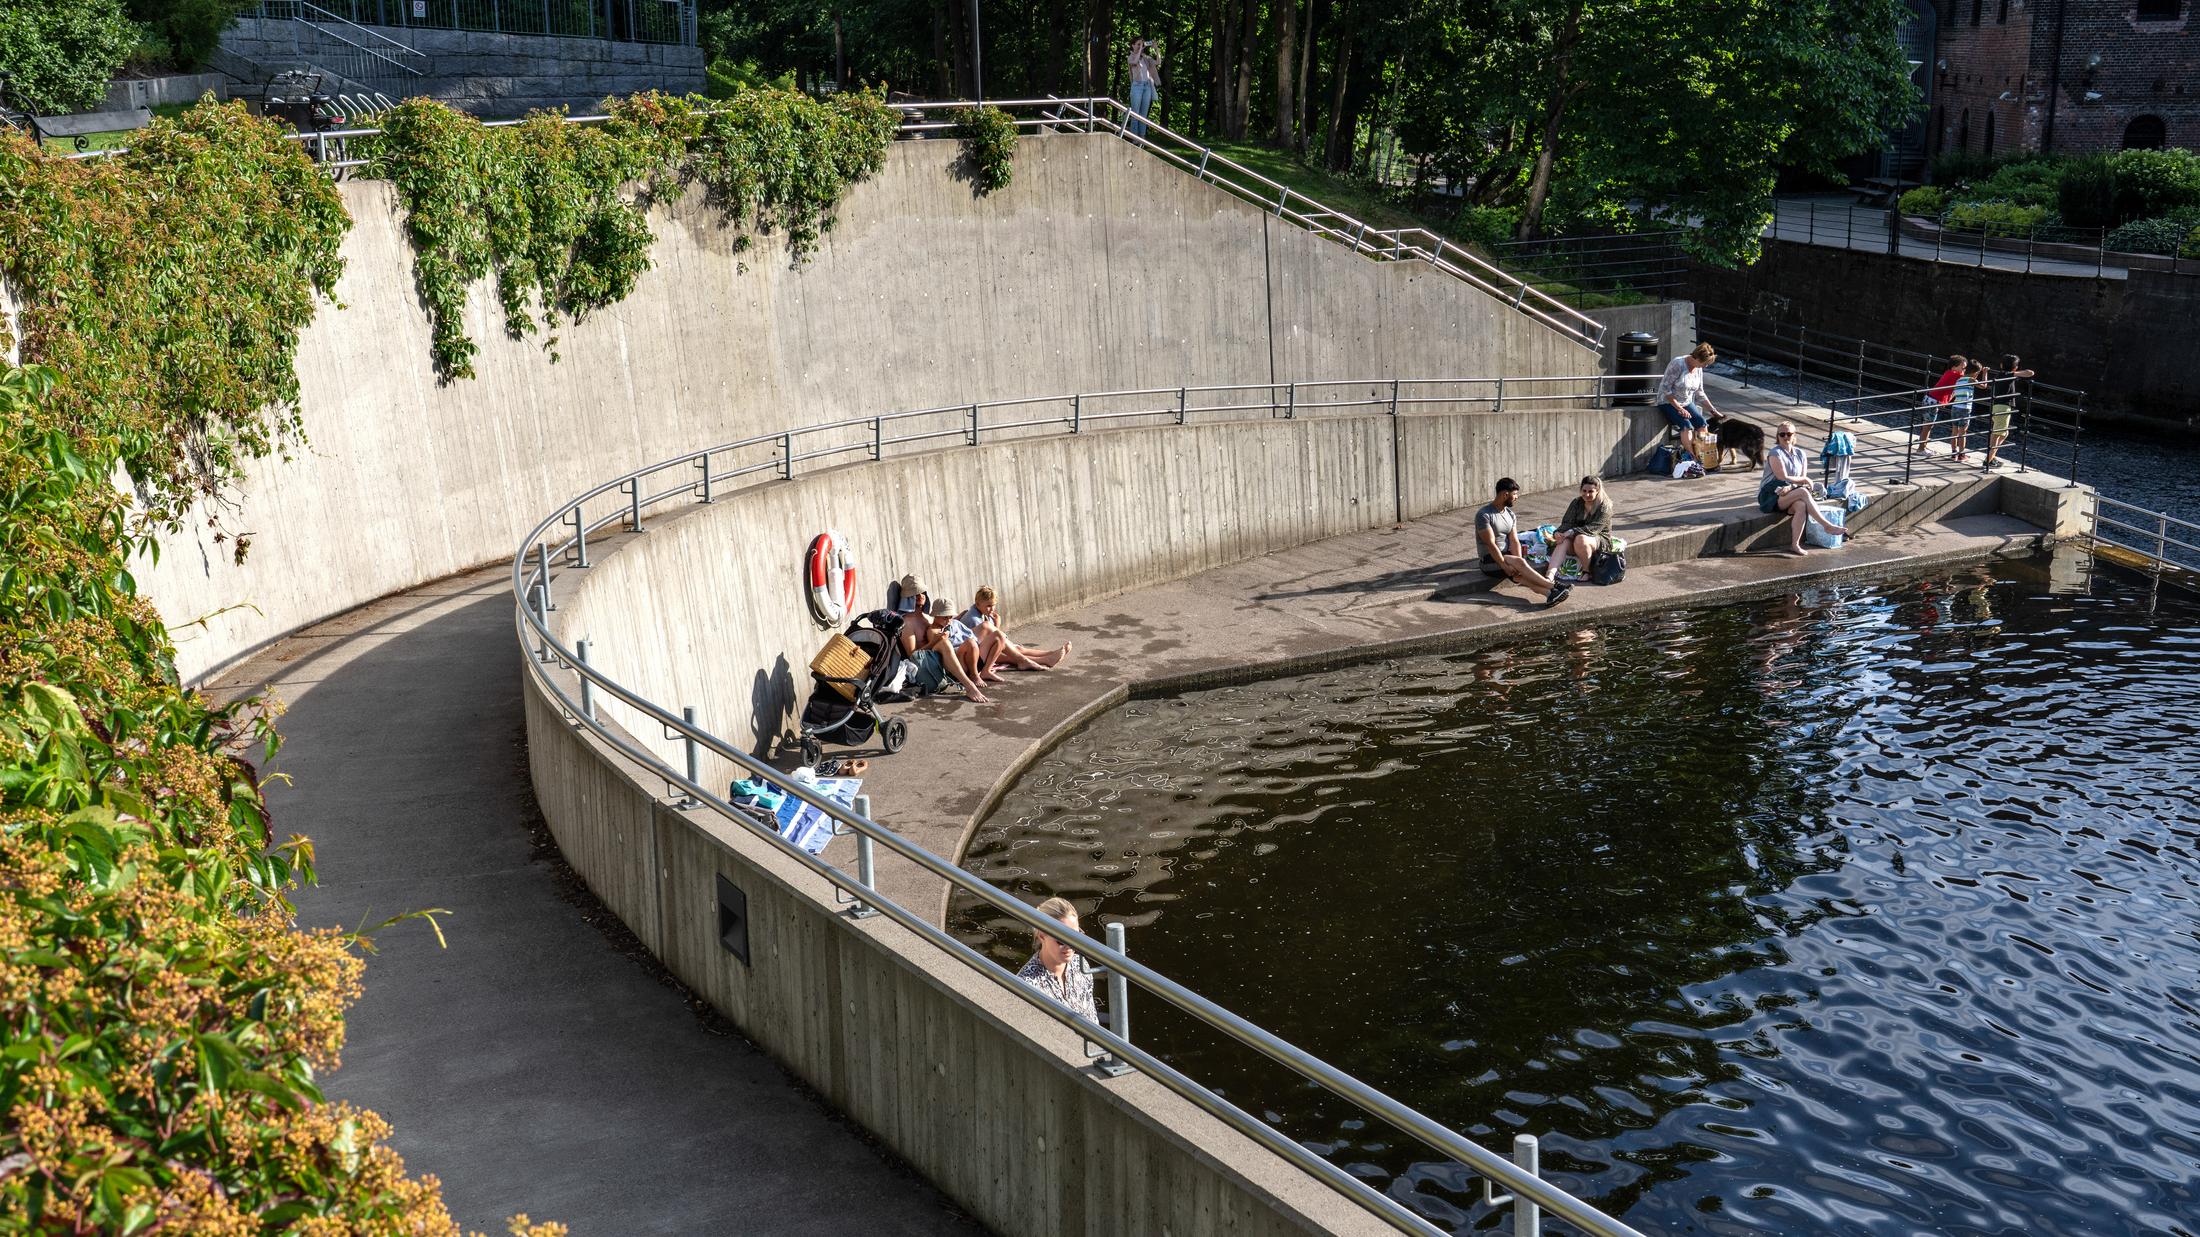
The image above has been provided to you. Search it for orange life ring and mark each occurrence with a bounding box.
[804,530,857,627]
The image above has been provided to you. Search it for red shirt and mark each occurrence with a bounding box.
[1930,365,1965,405]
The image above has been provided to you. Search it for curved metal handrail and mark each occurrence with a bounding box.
[512,374,1647,1237]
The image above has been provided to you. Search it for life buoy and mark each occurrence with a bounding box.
[804,530,857,627]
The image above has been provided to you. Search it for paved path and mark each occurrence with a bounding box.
[209,577,988,1237]
[1761,196,2132,280]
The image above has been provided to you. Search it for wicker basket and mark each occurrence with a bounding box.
[810,633,871,700]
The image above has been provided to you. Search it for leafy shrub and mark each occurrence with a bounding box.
[1927,149,2052,185]
[704,56,795,98]
[0,103,347,533]
[1967,159,2062,209]
[2182,224,2200,260]
[0,0,138,114]
[1946,199,2049,237]
[2057,156,2119,229]
[952,105,1018,196]
[367,87,896,380]
[1898,185,1947,217]
[2104,215,2195,255]
[2107,147,2200,223]
[1451,203,1520,248]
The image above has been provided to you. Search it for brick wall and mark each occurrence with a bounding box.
[1928,0,2200,157]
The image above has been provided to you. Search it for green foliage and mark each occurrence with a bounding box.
[705,56,797,97]
[1450,202,1519,248]
[366,87,895,382]
[0,102,348,538]
[1898,185,1947,217]
[1964,159,2062,209]
[2057,155,2118,229]
[1945,199,2048,238]
[952,105,1018,196]
[0,357,564,1233]
[2106,147,2200,223]
[0,0,138,115]
[124,0,257,71]
[2104,214,2197,256]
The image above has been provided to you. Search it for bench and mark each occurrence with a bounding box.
[32,108,150,150]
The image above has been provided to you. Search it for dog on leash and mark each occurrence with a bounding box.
[1703,410,1766,473]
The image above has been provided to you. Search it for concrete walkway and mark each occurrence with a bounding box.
[208,577,988,1236]
[1762,195,2133,280]
[819,385,2052,925]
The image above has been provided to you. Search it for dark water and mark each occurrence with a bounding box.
[950,552,2200,1234]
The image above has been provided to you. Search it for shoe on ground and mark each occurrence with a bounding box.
[1545,582,1573,607]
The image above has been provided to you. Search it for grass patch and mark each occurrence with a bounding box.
[1202,140,1426,231]
[39,101,195,153]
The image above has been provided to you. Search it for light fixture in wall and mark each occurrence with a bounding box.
[2084,90,2104,102]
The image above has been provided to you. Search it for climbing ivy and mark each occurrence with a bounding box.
[952,106,1019,196]
[0,102,348,544]
[367,87,897,382]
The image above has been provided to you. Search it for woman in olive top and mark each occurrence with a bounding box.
[1544,475,1612,581]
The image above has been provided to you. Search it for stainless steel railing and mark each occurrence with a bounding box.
[2088,495,2200,599]
[512,374,1648,1237]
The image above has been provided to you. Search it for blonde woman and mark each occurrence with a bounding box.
[1015,896,1099,1022]
[960,586,1070,674]
[1757,422,1848,556]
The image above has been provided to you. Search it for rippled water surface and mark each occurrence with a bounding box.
[950,553,2200,1234]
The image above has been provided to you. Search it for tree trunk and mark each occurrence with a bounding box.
[833,8,845,89]
[1091,0,1117,98]
[931,0,952,96]
[1321,0,1352,166]
[1272,0,1296,147]
[1517,0,1585,239]
[1045,0,1071,95]
[1294,0,1316,151]
[1210,0,1232,132]
[1229,0,1258,137]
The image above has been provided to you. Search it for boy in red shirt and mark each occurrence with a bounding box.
[1920,354,1966,452]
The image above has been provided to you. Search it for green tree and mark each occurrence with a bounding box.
[125,0,258,71]
[0,0,137,115]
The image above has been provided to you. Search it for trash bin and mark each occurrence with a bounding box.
[1616,331,1660,406]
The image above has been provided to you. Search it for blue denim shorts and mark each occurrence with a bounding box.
[1662,400,1707,430]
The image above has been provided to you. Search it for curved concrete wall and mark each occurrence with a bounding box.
[143,132,1594,682]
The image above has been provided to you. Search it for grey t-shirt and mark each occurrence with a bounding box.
[1476,503,1516,567]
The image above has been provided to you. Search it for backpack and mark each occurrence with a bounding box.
[1590,547,1627,585]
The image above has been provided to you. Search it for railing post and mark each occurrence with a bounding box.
[1195,148,1210,180]
[1807,201,1816,245]
[849,794,879,919]
[1389,377,1400,417]
[1905,403,1916,487]
[1512,1135,1542,1237]
[1176,386,1187,425]
[568,505,589,568]
[624,478,643,532]
[1094,921,1132,1077]
[676,706,699,808]
[1853,338,1865,400]
[779,431,794,479]
[696,451,713,503]
[1794,326,1806,406]
[575,638,595,723]
[537,542,555,610]
[872,416,883,461]
[2067,395,2085,489]
[1285,381,1296,419]
[2016,382,2034,474]
[968,402,980,446]
[1071,393,1082,434]
[529,582,552,661]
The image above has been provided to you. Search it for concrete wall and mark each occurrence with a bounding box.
[551,407,1658,789]
[103,74,227,111]
[1595,301,1696,372]
[1686,239,2199,434]
[521,682,1380,1237]
[146,132,1596,682]
[219,18,703,114]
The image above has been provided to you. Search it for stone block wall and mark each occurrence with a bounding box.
[219,17,703,114]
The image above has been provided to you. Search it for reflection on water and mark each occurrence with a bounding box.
[950,552,2200,1233]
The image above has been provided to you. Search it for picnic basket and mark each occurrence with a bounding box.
[810,632,871,700]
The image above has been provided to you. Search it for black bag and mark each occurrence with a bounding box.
[1590,548,1627,585]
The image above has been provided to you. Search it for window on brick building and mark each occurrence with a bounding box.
[2123,115,2168,149]
[1985,111,1997,155]
[1970,0,1981,25]
[2134,0,2180,20]
[1998,0,2008,21]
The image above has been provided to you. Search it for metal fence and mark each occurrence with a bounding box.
[257,1,429,88]
[1762,199,2200,279]
[256,0,695,45]
[1487,230,1688,309]
[514,372,1643,1237]
[1693,303,2085,487]
[2088,495,2200,603]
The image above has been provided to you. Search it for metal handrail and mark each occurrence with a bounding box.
[270,0,428,68]
[510,373,1645,1237]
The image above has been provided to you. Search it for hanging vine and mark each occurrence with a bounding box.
[368,87,897,382]
[952,106,1019,196]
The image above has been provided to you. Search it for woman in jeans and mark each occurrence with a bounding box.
[1544,475,1612,582]
[1757,423,1848,556]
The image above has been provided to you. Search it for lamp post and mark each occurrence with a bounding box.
[969,0,984,101]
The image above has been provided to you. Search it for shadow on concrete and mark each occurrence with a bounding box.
[1254,554,1494,601]
[253,570,988,1237]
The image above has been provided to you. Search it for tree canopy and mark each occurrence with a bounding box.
[700,0,1919,263]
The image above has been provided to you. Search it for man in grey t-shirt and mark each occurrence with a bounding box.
[1476,477,1569,606]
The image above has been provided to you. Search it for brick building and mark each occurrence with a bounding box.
[1928,0,2199,159]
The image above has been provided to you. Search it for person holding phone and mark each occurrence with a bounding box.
[1544,475,1611,582]
[1127,38,1161,135]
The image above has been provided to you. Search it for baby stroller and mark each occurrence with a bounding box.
[797,610,909,766]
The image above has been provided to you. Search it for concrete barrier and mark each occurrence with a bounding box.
[146,132,1596,683]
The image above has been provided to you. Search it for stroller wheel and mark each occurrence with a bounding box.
[882,717,908,754]
[798,734,823,767]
